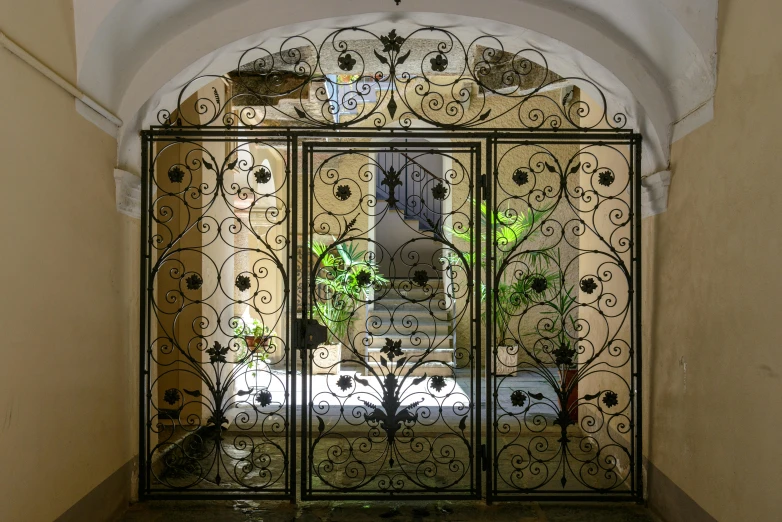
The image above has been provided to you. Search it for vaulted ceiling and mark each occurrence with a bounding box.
[72,0,718,174]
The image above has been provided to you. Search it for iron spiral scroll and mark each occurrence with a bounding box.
[156,27,627,131]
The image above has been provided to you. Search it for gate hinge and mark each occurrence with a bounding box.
[480,174,487,201]
[481,444,488,470]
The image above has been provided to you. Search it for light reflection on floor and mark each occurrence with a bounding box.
[228,370,565,424]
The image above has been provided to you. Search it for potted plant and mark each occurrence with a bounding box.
[447,201,559,374]
[310,240,388,374]
[233,319,276,368]
[536,286,580,422]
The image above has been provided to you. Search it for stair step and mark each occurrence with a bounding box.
[369,302,450,321]
[386,279,445,288]
[371,299,450,310]
[386,288,447,300]
[365,347,454,363]
[367,323,444,335]
[365,334,452,348]
[364,361,454,376]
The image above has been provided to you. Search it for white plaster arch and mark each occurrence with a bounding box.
[72,0,717,178]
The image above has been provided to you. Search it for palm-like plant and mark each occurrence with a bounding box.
[534,285,579,367]
[449,201,559,339]
[311,240,389,344]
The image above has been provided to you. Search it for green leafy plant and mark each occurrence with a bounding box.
[533,285,579,368]
[233,319,275,367]
[311,240,389,344]
[448,200,559,339]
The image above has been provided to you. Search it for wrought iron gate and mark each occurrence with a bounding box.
[139,27,642,502]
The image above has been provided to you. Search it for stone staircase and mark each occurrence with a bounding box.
[363,277,456,376]
[357,149,457,376]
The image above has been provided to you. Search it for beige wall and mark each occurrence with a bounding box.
[0,2,137,521]
[644,0,782,520]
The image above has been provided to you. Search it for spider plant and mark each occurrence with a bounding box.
[311,240,389,344]
[529,285,579,368]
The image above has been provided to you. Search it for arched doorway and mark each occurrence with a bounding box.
[139,26,642,502]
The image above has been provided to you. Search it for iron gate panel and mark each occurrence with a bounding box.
[140,135,295,498]
[486,136,642,500]
[139,25,643,502]
[300,141,481,499]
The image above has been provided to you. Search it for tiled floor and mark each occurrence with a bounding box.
[119,500,657,521]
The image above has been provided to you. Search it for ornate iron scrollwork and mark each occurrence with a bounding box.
[489,139,638,496]
[302,143,478,496]
[140,24,640,503]
[157,27,626,131]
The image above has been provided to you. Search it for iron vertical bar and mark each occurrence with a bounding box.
[289,133,298,502]
[138,132,150,499]
[484,136,494,501]
[633,134,644,501]
[474,144,482,497]
[404,143,409,220]
[301,141,310,499]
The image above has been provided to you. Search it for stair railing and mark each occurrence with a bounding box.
[376,147,443,231]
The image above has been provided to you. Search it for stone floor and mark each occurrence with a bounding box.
[119,500,658,521]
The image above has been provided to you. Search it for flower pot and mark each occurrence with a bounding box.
[494,345,518,376]
[311,343,341,375]
[245,336,270,350]
[563,368,579,423]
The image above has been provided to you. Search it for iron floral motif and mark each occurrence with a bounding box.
[338,53,356,71]
[185,273,203,290]
[552,343,576,366]
[512,168,529,186]
[163,388,181,405]
[530,276,548,293]
[255,389,273,407]
[253,166,272,184]
[598,169,615,187]
[412,269,429,287]
[431,182,448,200]
[355,269,372,287]
[207,341,229,363]
[580,277,598,294]
[335,185,352,201]
[236,275,252,292]
[336,375,353,391]
[380,338,404,360]
[168,166,185,183]
[429,375,446,392]
[363,374,422,451]
[602,390,619,408]
[381,166,403,206]
[510,390,526,407]
[430,54,448,72]
[380,29,405,54]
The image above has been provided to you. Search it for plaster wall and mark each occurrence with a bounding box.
[0,2,137,521]
[644,0,782,519]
